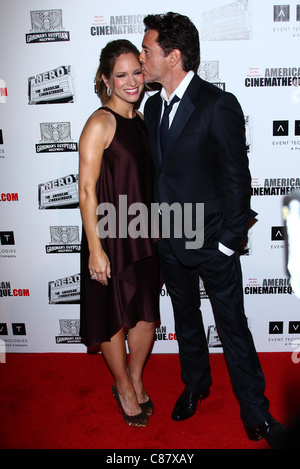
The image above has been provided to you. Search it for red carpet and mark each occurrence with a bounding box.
[0,352,299,449]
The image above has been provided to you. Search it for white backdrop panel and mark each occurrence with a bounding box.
[0,0,299,354]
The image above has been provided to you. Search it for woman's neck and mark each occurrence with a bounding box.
[106,96,135,119]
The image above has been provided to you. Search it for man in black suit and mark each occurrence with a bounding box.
[140,12,286,447]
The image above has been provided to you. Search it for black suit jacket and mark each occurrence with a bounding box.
[144,75,253,266]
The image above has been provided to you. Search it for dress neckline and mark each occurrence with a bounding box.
[102,106,138,120]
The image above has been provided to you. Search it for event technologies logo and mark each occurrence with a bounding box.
[272,120,300,152]
[273,4,300,37]
[0,323,27,352]
[269,321,300,362]
[0,231,16,259]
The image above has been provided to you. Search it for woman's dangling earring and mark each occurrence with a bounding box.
[107,87,112,97]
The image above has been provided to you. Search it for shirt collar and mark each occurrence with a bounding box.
[160,70,195,104]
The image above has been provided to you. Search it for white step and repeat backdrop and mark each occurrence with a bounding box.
[0,0,299,354]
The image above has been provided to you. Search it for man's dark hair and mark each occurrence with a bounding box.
[143,12,200,72]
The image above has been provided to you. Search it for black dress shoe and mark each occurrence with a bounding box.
[172,389,210,421]
[245,416,287,448]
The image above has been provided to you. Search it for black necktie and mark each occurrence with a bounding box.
[159,95,180,155]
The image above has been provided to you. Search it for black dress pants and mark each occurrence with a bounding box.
[157,238,270,427]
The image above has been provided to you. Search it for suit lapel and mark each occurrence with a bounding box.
[162,75,200,164]
[163,94,195,159]
[145,76,201,169]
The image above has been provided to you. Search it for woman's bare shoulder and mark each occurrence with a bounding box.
[80,108,116,147]
[86,107,116,130]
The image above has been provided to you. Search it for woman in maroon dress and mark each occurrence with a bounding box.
[79,40,160,427]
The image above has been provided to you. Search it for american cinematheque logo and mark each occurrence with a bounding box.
[245,66,300,87]
[251,177,300,196]
[90,14,145,36]
[0,281,29,298]
[26,10,70,43]
[36,122,78,153]
[245,277,293,295]
[28,66,75,105]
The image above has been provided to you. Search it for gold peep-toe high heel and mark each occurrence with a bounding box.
[112,382,149,427]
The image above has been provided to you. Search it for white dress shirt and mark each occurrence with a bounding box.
[160,70,195,127]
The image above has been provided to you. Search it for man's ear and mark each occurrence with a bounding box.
[169,49,182,68]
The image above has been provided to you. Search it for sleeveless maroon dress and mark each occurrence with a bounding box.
[80,108,160,347]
